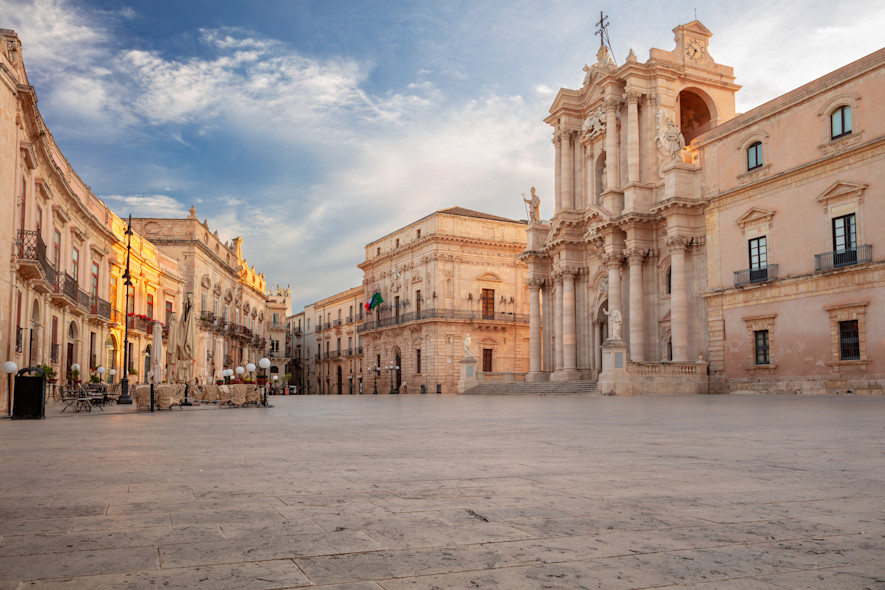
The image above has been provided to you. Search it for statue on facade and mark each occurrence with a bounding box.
[581,106,606,140]
[656,109,686,161]
[603,308,622,340]
[523,187,541,223]
[463,333,473,358]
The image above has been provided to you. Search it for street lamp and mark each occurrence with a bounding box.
[246,362,256,380]
[235,366,244,381]
[97,366,105,383]
[118,215,134,404]
[370,363,380,395]
[109,368,116,384]
[386,361,399,394]
[259,357,270,406]
[3,361,17,417]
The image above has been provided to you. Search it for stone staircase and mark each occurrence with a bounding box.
[463,380,599,396]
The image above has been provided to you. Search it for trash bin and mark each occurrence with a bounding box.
[420,384,426,394]
[13,367,46,420]
[436,384,442,394]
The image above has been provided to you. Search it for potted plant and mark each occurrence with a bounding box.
[68,368,80,383]
[128,368,138,376]
[89,373,101,384]
[38,364,57,383]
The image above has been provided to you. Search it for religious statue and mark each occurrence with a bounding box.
[655,109,686,161]
[523,187,541,223]
[603,308,622,340]
[581,106,606,140]
[463,333,473,358]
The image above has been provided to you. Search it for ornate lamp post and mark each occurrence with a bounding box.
[370,363,379,394]
[118,216,134,404]
[246,362,256,381]
[259,357,270,406]
[386,361,400,394]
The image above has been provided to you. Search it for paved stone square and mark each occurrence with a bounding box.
[1,394,884,589]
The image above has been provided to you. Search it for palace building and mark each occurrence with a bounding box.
[524,21,884,394]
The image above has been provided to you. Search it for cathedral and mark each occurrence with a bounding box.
[523,21,885,395]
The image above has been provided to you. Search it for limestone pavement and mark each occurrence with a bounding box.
[1,394,884,589]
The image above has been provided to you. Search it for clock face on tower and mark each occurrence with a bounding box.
[685,38,706,63]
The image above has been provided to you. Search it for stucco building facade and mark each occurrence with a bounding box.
[130,211,268,384]
[304,286,365,395]
[1,29,184,412]
[525,20,884,394]
[359,207,529,394]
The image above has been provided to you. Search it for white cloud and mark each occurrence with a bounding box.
[101,194,189,218]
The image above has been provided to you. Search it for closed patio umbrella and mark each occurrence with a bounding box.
[148,322,164,384]
[213,336,224,383]
[166,308,180,383]
[176,293,198,384]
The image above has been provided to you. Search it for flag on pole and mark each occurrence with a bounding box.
[368,291,383,311]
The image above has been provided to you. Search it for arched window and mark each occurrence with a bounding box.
[747,141,762,171]
[665,267,672,295]
[831,105,852,140]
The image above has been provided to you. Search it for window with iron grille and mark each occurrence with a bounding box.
[839,320,860,360]
[754,330,770,365]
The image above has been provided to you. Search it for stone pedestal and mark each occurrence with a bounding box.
[457,356,478,394]
[598,339,629,395]
[526,371,549,382]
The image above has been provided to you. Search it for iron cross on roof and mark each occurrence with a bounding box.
[594,11,610,48]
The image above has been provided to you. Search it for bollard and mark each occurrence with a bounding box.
[150,383,155,413]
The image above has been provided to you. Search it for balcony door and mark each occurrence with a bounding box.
[481,289,494,320]
[833,214,857,266]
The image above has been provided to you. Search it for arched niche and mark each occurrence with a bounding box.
[678,88,716,144]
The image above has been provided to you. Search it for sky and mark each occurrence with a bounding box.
[3,0,885,312]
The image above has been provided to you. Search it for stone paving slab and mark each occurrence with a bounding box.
[1,394,884,588]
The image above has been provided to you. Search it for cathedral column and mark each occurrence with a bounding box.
[554,275,563,370]
[627,249,645,362]
[542,281,553,372]
[553,128,562,213]
[561,269,577,372]
[561,131,574,210]
[625,91,640,184]
[528,280,542,375]
[667,237,690,362]
[575,140,584,209]
[592,320,600,372]
[604,99,620,190]
[585,144,595,206]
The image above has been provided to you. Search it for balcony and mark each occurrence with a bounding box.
[356,307,530,333]
[126,315,150,333]
[110,308,124,325]
[16,230,55,288]
[333,319,343,328]
[345,348,353,357]
[293,328,303,337]
[87,295,112,321]
[357,346,363,354]
[734,264,779,287]
[345,316,354,324]
[814,245,872,272]
[315,353,321,361]
[323,322,331,331]
[50,272,79,307]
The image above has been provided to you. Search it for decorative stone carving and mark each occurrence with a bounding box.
[656,109,686,161]
[581,106,606,140]
[598,276,609,295]
[463,333,473,358]
[5,39,18,65]
[665,236,690,252]
[626,248,646,265]
[602,252,623,268]
[201,274,211,289]
[582,64,593,86]
[596,44,614,68]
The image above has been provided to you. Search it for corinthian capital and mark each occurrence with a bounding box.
[665,236,690,252]
[626,248,646,264]
[527,278,545,290]
[603,98,622,112]
[602,252,624,269]
[624,91,641,106]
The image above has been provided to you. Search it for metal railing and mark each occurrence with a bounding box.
[77,288,91,309]
[357,307,529,333]
[323,322,331,331]
[88,295,112,320]
[16,229,56,282]
[815,245,872,271]
[357,346,363,354]
[110,308,124,324]
[54,272,78,302]
[345,316,354,324]
[333,319,343,327]
[734,264,779,287]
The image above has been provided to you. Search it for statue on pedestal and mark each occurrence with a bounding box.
[523,187,541,223]
[463,333,473,358]
[603,308,622,340]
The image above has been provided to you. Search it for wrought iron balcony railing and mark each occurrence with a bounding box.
[814,245,872,271]
[734,264,779,287]
[357,307,529,333]
[88,295,112,320]
[53,272,78,302]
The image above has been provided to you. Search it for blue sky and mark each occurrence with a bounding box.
[4,0,885,312]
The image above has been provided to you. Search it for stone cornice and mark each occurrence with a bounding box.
[649,197,707,216]
[359,233,526,270]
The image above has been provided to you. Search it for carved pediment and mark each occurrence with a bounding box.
[735,207,776,233]
[476,272,502,282]
[817,181,867,211]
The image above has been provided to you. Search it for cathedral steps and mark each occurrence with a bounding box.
[463,380,599,396]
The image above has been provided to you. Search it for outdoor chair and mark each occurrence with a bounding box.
[202,384,219,403]
[229,384,247,407]
[155,385,182,410]
[217,384,233,406]
[243,384,260,405]
[134,385,152,410]
[60,385,89,414]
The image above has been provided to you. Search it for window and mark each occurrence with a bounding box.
[839,320,860,360]
[395,238,400,248]
[126,285,135,314]
[36,206,42,235]
[201,292,207,315]
[53,230,61,271]
[481,289,495,319]
[482,349,493,372]
[348,336,353,353]
[146,294,154,319]
[71,248,79,283]
[394,295,400,318]
[415,290,421,314]
[831,105,852,140]
[416,229,421,239]
[416,349,421,374]
[337,338,341,354]
[754,330,770,365]
[832,213,857,266]
[747,141,762,170]
[748,236,768,281]
[376,247,380,256]
[90,263,99,297]
[165,301,173,324]
[110,277,117,310]
[665,267,671,295]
